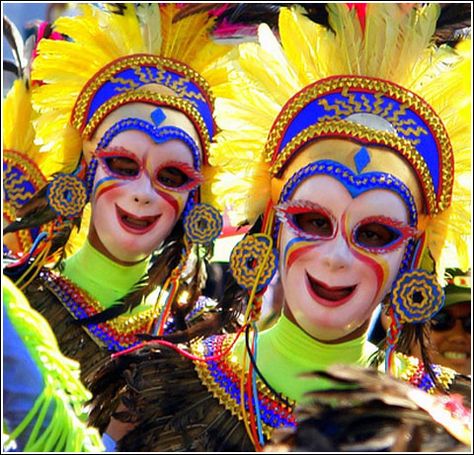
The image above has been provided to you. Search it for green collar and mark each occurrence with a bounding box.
[234,315,377,403]
[62,239,149,309]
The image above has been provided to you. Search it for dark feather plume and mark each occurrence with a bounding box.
[267,365,470,452]
[3,15,26,78]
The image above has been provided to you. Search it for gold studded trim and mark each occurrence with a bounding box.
[44,271,158,336]
[81,90,211,154]
[265,76,453,213]
[72,54,214,131]
[270,120,436,215]
[191,336,295,439]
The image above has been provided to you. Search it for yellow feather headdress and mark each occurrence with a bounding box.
[209,4,471,277]
[31,3,229,179]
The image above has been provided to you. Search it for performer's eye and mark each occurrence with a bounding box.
[275,200,337,240]
[154,162,204,192]
[156,166,191,188]
[105,156,140,177]
[293,212,333,237]
[354,222,399,248]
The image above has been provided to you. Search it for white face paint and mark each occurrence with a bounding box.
[277,174,417,342]
[90,129,202,263]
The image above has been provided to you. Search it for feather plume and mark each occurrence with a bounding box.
[3,16,26,77]
[267,365,470,451]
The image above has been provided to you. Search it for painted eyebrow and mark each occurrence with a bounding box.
[276,199,332,214]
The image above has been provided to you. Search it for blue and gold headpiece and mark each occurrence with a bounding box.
[209,4,471,323]
[72,54,216,163]
[268,76,453,218]
[32,4,228,177]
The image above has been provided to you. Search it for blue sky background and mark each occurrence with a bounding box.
[3,2,49,61]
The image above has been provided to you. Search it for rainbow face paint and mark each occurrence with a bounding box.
[277,174,415,342]
[90,129,199,263]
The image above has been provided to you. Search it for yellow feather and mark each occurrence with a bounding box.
[3,80,37,156]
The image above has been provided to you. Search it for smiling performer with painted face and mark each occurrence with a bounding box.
[87,3,471,451]
[3,4,227,388]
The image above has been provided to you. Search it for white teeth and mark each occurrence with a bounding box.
[123,216,150,227]
[443,352,467,360]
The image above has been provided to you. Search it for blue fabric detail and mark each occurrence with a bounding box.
[86,64,215,140]
[3,305,47,451]
[151,108,166,126]
[278,89,440,198]
[354,146,371,174]
[101,433,117,452]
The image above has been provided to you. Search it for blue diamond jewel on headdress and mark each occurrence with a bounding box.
[354,146,371,174]
[151,108,166,126]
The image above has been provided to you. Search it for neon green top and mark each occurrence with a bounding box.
[62,238,150,310]
[233,315,378,404]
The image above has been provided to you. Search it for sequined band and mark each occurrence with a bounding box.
[270,119,436,215]
[39,269,157,351]
[72,54,215,145]
[97,119,201,169]
[266,76,453,213]
[85,158,99,200]
[192,335,296,439]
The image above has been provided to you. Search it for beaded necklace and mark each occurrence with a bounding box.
[39,268,157,351]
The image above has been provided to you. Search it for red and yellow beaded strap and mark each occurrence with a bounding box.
[265,76,453,214]
[41,269,158,350]
[191,335,295,440]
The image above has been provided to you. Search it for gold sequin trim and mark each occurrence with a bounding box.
[81,90,210,153]
[72,54,214,130]
[191,336,294,439]
[265,77,453,213]
[44,271,158,335]
[270,119,436,214]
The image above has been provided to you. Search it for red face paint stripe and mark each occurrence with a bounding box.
[341,213,385,292]
[285,239,315,270]
[156,188,180,216]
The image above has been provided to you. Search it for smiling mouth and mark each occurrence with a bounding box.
[306,272,357,307]
[442,351,470,361]
[116,205,161,234]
